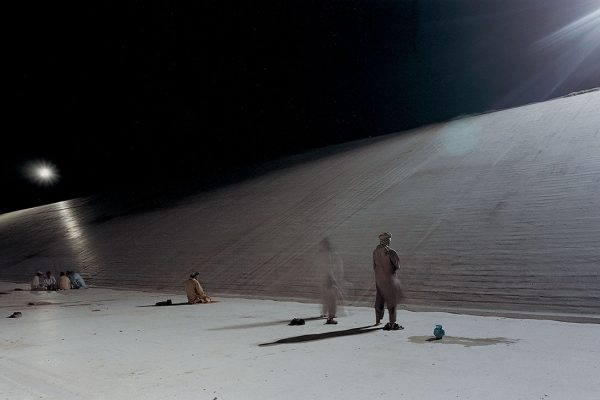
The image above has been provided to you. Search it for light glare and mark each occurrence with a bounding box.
[39,167,53,179]
[25,160,60,186]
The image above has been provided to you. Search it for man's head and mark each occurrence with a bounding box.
[190,272,200,279]
[36,271,43,277]
[378,232,392,246]
[319,237,332,251]
[60,271,65,276]
[46,271,52,277]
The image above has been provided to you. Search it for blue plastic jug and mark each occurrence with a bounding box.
[433,324,445,339]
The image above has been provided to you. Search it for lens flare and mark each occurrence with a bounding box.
[24,160,60,186]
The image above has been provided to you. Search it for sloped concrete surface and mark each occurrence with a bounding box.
[1,90,599,320]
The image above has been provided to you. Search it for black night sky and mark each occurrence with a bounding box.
[5,0,600,213]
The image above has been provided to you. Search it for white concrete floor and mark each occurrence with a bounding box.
[1,282,599,400]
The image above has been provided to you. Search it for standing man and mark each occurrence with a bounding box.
[184,272,212,304]
[373,232,403,331]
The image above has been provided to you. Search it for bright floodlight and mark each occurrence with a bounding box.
[38,167,53,179]
[25,160,60,186]
[530,7,600,95]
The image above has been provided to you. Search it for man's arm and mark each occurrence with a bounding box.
[194,280,206,296]
[389,249,400,272]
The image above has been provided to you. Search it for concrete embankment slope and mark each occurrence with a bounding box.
[1,90,599,321]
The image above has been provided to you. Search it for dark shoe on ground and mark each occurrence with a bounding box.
[289,318,306,326]
[325,319,338,325]
[383,322,404,331]
[7,312,22,318]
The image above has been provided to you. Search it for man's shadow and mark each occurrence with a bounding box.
[137,299,220,307]
[137,301,190,307]
[259,325,381,346]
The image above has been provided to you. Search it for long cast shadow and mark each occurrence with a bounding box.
[209,316,324,331]
[138,299,221,307]
[137,302,192,307]
[259,325,381,346]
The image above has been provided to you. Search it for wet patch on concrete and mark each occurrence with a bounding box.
[408,336,517,347]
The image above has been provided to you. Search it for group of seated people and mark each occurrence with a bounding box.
[31,270,87,291]
[31,269,209,302]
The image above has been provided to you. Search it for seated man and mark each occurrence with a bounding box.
[184,272,211,304]
[31,271,44,291]
[44,271,57,291]
[67,271,87,289]
[58,272,71,290]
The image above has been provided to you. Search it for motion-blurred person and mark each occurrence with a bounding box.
[314,237,345,324]
[184,272,211,304]
[43,271,57,291]
[373,232,403,331]
[31,271,44,290]
[58,271,71,290]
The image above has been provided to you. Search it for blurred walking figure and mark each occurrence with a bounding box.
[373,232,403,331]
[185,272,211,304]
[315,238,345,325]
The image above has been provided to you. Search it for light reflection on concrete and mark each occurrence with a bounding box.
[55,201,99,277]
[57,201,83,240]
[438,119,481,157]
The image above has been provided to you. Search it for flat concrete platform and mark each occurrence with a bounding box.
[1,282,599,400]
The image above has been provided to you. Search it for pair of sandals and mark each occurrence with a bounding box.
[383,322,403,331]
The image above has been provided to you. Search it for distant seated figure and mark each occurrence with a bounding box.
[184,272,211,304]
[58,271,71,290]
[31,271,44,291]
[67,271,87,289]
[44,271,57,291]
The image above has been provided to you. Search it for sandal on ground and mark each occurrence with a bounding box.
[383,322,404,331]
